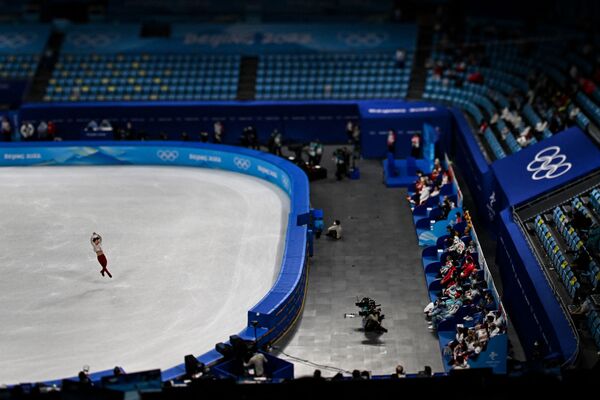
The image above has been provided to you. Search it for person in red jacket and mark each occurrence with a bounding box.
[460,256,477,281]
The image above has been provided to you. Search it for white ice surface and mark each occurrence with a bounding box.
[0,166,289,384]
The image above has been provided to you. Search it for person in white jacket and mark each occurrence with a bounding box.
[326,220,342,240]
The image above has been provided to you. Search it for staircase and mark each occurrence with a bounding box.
[24,31,64,103]
[236,56,258,101]
[406,22,433,100]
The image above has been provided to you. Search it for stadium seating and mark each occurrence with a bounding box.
[423,21,600,162]
[255,53,412,100]
[0,54,39,80]
[44,54,240,102]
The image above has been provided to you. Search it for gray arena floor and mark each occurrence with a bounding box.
[272,147,444,377]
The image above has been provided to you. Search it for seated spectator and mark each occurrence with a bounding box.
[244,351,268,378]
[325,220,342,240]
[395,48,406,68]
[452,355,470,370]
[417,366,432,377]
[391,365,406,379]
[1,116,11,141]
[467,71,484,84]
[459,256,477,281]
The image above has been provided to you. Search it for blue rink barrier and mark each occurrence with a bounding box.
[0,141,310,384]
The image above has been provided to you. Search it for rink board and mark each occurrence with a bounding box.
[0,141,310,383]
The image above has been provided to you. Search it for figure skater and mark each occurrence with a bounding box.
[91,232,112,278]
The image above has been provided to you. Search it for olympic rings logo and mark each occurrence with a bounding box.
[156,150,179,162]
[0,33,36,48]
[526,146,572,180]
[233,157,251,170]
[336,32,388,47]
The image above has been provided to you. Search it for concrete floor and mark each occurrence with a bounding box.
[272,147,444,377]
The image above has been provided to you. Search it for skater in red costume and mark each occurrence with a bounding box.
[91,232,112,278]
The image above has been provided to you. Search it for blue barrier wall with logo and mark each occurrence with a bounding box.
[0,24,50,55]
[496,209,578,362]
[60,23,417,54]
[492,127,600,209]
[0,141,309,382]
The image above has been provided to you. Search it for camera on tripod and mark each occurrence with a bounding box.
[355,297,385,321]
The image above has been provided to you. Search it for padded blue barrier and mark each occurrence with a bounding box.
[448,108,496,226]
[496,209,577,363]
[18,100,359,144]
[0,141,309,384]
[491,127,600,210]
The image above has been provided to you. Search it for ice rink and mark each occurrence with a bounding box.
[0,166,290,384]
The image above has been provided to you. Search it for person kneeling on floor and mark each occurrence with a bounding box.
[325,220,342,239]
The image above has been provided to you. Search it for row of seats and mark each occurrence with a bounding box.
[55,60,238,69]
[261,53,403,61]
[591,189,600,214]
[0,54,39,79]
[255,91,406,100]
[256,75,409,84]
[576,92,600,128]
[552,207,600,289]
[587,309,600,350]
[59,54,240,62]
[43,93,235,102]
[50,77,238,86]
[45,53,240,102]
[46,84,237,94]
[256,52,412,100]
[52,69,238,78]
[534,216,580,298]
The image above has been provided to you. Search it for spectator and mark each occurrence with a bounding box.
[387,129,396,154]
[213,121,224,144]
[37,120,48,140]
[248,125,259,150]
[417,366,432,377]
[1,116,12,141]
[395,48,406,68]
[333,148,347,180]
[99,119,113,132]
[452,355,470,370]
[47,120,56,141]
[19,121,35,141]
[314,140,324,165]
[411,133,421,158]
[78,365,92,387]
[244,352,268,378]
[313,369,323,380]
[112,366,123,377]
[346,120,355,143]
[181,131,190,141]
[360,371,371,380]
[200,131,209,143]
[267,129,283,156]
[325,220,342,240]
[391,365,406,379]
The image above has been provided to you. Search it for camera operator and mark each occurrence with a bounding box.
[356,297,388,334]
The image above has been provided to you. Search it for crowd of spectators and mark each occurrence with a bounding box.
[407,158,450,207]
